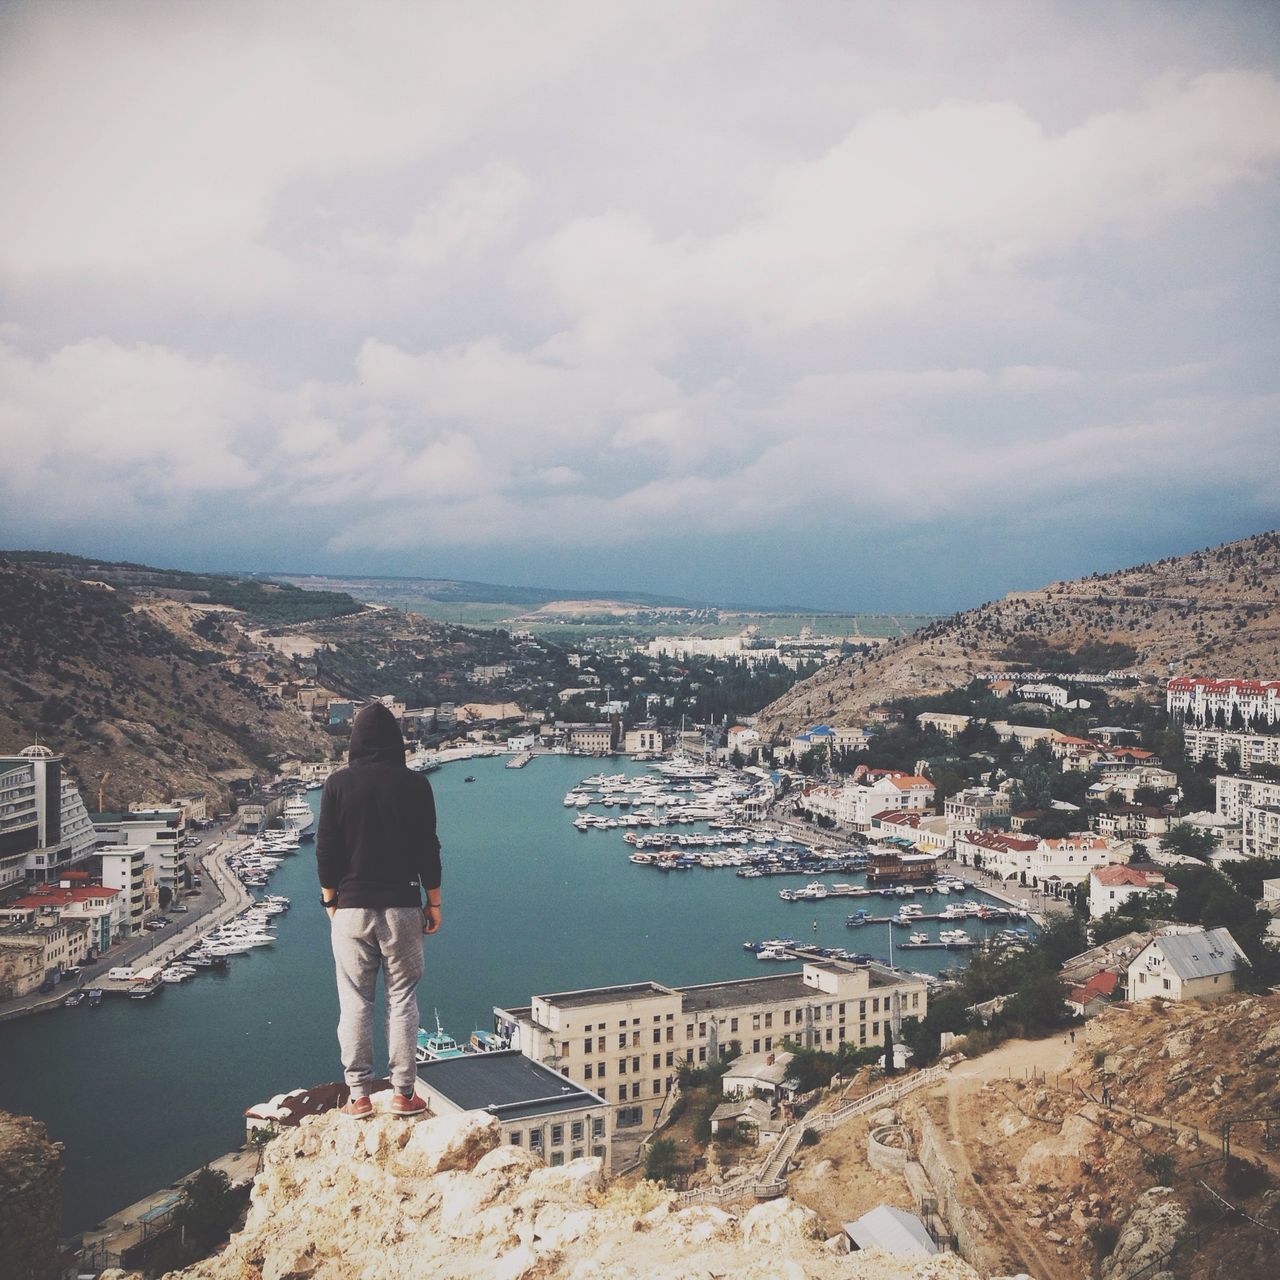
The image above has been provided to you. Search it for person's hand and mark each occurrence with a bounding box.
[423,903,441,935]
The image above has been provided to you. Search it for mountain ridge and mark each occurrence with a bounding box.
[758,529,1280,737]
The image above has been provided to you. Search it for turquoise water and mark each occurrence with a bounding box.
[0,756,1024,1232]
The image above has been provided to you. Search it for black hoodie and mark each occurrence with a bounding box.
[316,703,442,908]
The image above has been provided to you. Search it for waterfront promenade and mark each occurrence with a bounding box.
[0,831,253,1021]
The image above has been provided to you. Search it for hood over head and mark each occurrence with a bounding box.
[348,702,407,765]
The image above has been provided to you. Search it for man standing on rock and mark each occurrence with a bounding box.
[317,702,442,1117]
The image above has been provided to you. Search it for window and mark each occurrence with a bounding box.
[653,1053,661,1068]
[583,1038,592,1053]
[653,1029,661,1045]
[618,1033,627,1048]
[666,1027,674,1043]
[764,1037,772,1051]
[584,1064,593,1080]
[597,1036,605,1052]
[764,1013,772,1029]
[753,1038,760,1052]
[620,1058,628,1075]
[619,1021,626,1029]
[752,1013,760,1030]
[551,1124,564,1145]
[825,1028,833,1043]
[618,1085,627,1101]
[571,1121,583,1141]
[783,1010,791,1026]
[632,1082,641,1098]
[530,1130,544,1149]
[653,1079,662,1095]
[698,1046,706,1062]
[510,1131,522,1145]
[730,1017,738,1033]
[592,1117,604,1137]
[598,1061,606,1077]
[633,1018,640,1025]
[686,1024,694,1039]
[632,1031,640,1046]
[665,1050,674,1067]
[872,1021,879,1036]
[571,1148,583,1160]
[699,1022,706,1037]
[549,1152,564,1167]
[912,993,920,1009]
[872,997,880,1014]
[632,1056,640,1071]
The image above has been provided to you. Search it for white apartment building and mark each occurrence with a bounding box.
[990,722,1062,751]
[0,745,97,890]
[494,961,928,1138]
[99,847,148,935]
[624,725,663,754]
[1242,805,1280,859]
[1183,728,1280,771]
[835,773,936,831]
[1127,927,1246,1002]
[1215,775,1280,823]
[916,713,971,738]
[954,830,1039,870]
[92,809,185,891]
[955,829,1115,887]
[1167,677,1280,728]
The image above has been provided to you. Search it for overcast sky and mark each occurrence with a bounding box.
[2,1,1279,611]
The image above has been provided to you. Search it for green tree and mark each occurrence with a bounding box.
[644,1138,679,1185]
[171,1167,241,1257]
[883,1024,897,1077]
[1159,824,1217,861]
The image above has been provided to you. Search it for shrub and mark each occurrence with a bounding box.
[1142,1151,1175,1185]
[644,1138,678,1186]
[1224,1156,1270,1198]
[800,1128,819,1147]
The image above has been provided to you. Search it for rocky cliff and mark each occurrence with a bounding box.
[153,1109,1000,1280]
[0,1110,63,1280]
[759,528,1280,737]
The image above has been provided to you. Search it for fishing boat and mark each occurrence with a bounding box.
[86,988,103,1007]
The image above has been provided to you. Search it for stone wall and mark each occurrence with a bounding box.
[0,1110,63,1280]
[915,1110,984,1264]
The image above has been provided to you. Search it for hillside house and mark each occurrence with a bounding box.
[1127,927,1247,1002]
[1088,865,1171,920]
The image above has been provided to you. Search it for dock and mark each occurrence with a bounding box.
[506,752,534,769]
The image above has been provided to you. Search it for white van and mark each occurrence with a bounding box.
[107,967,135,981]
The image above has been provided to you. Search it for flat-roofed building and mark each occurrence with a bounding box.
[416,1050,610,1167]
[1184,728,1280,771]
[1215,774,1280,823]
[944,787,1010,832]
[494,962,928,1146]
[0,744,97,889]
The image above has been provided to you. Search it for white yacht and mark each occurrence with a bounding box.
[281,798,315,837]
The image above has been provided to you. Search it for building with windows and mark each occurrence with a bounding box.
[828,773,936,831]
[1167,677,1280,728]
[0,744,97,891]
[1126,927,1246,1002]
[623,724,663,755]
[570,724,615,754]
[1215,774,1280,823]
[1183,728,1280,771]
[916,713,971,738]
[92,809,186,891]
[1088,865,1171,920]
[1,879,122,955]
[943,787,1009,832]
[414,1050,610,1168]
[0,919,72,998]
[99,846,148,935]
[1243,805,1280,859]
[494,961,928,1146]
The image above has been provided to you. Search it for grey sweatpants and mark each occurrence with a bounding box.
[330,907,425,1095]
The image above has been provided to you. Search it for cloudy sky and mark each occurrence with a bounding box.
[2,1,1279,611]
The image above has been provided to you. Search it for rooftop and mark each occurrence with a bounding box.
[1143,927,1246,981]
[537,981,675,1010]
[679,972,813,1012]
[416,1050,604,1121]
[843,1205,939,1257]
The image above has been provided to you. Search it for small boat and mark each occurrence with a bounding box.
[909,932,929,945]
[63,991,85,1007]
[464,776,476,784]
[417,1010,467,1064]
[469,1029,505,1053]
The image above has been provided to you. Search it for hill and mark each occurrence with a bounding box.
[759,529,1280,736]
[0,557,333,808]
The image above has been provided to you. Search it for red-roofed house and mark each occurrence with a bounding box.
[835,772,936,830]
[1088,865,1171,920]
[1,881,122,955]
[1067,969,1119,1018]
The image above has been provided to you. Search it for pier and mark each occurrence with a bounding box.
[506,751,534,768]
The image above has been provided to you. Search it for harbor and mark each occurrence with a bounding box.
[1,754,1034,1234]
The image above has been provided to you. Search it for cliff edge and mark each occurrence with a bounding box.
[156,1109,995,1280]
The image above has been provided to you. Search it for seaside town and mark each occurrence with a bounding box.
[4,541,1280,1280]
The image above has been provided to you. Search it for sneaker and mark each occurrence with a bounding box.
[390,1093,428,1117]
[339,1095,373,1119]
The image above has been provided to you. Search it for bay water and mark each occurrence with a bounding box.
[0,755,1022,1231]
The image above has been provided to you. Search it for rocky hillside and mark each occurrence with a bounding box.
[149,1107,997,1280]
[0,558,331,809]
[760,529,1280,737]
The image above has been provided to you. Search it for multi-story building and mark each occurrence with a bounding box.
[943,787,1010,832]
[0,744,97,890]
[415,1050,610,1167]
[0,919,72,999]
[570,724,615,754]
[834,773,936,831]
[869,810,950,851]
[1088,865,1171,920]
[494,961,928,1141]
[916,713,971,738]
[1184,728,1280,771]
[1214,775,1280,823]
[1243,805,1280,859]
[1167,677,1280,728]
[92,809,186,891]
[1092,806,1172,841]
[953,829,1038,870]
[99,847,148,935]
[0,880,122,955]
[623,724,663,755]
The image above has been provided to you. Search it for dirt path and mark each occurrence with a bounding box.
[923,1036,1076,1280]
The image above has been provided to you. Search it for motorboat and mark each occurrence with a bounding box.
[281,798,315,837]
[909,933,930,945]
[417,1011,467,1064]
[87,988,103,1007]
[63,990,85,1007]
